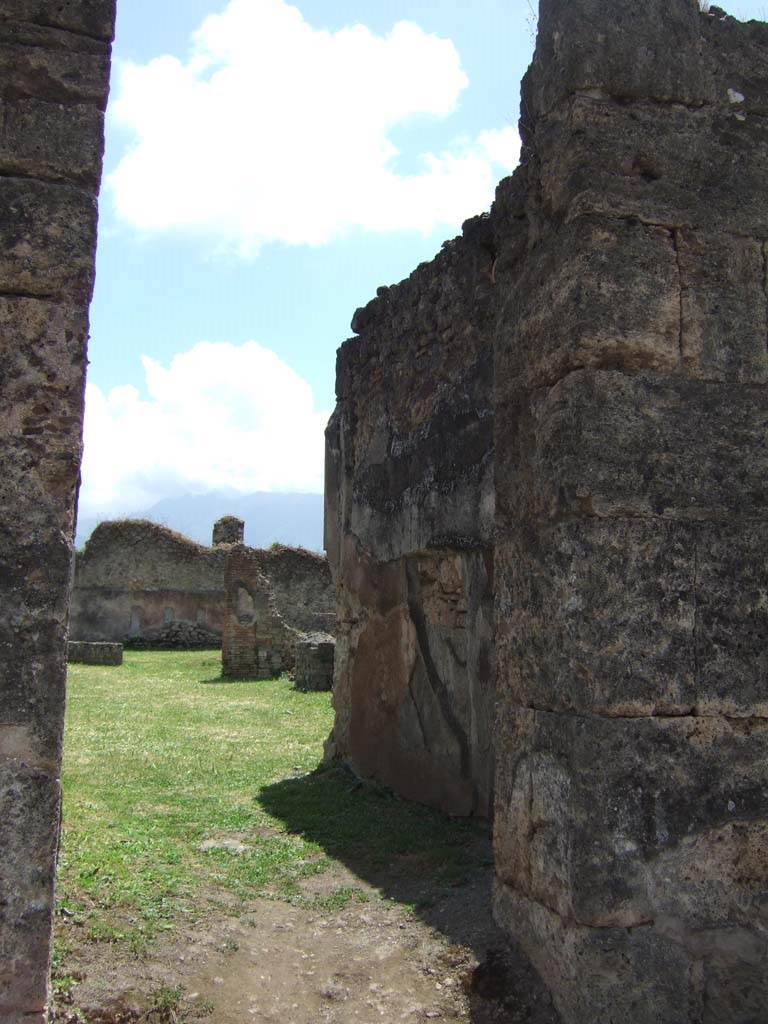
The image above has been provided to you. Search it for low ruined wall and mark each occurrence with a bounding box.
[71,525,335,648]
[0,1,115,1018]
[67,641,123,666]
[295,634,335,692]
[325,223,497,818]
[70,520,228,643]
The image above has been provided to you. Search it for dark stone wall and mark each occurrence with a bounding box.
[0,2,115,1019]
[67,641,123,666]
[493,4,768,1021]
[327,0,768,1018]
[325,224,499,818]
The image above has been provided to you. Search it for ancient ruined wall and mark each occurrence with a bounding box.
[254,545,336,636]
[329,0,768,1018]
[0,1,115,1018]
[70,520,228,644]
[325,227,498,817]
[492,3,768,1021]
[222,546,302,679]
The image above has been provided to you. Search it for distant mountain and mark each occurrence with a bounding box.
[75,491,325,551]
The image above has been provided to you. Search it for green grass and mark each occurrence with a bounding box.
[59,650,477,950]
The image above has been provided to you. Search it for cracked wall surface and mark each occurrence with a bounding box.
[493,3,768,1019]
[0,1,115,1018]
[325,223,498,817]
[328,0,768,1018]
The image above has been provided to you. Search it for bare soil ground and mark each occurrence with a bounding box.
[53,840,559,1024]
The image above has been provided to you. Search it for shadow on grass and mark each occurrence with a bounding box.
[259,763,560,1024]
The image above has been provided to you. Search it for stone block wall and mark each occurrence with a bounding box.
[67,641,123,666]
[295,634,335,692]
[325,224,498,818]
[493,4,768,1021]
[0,1,114,1018]
[328,0,768,1018]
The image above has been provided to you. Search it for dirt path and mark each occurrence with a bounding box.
[55,845,559,1024]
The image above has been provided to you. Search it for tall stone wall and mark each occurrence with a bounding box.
[493,3,768,1020]
[328,0,768,1018]
[0,1,115,1019]
[325,227,498,817]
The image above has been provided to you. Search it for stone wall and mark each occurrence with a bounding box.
[67,641,123,666]
[325,224,497,818]
[0,1,115,1019]
[295,634,335,692]
[222,546,302,679]
[70,520,229,645]
[327,0,768,1018]
[493,4,768,1021]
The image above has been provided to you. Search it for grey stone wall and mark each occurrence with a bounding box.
[0,2,115,1019]
[327,0,768,1018]
[493,3,768,1020]
[67,641,123,666]
[325,224,498,818]
[222,546,301,679]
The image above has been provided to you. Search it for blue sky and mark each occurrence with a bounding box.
[79,0,767,521]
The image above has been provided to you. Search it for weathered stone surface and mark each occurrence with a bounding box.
[0,5,113,1017]
[212,515,244,547]
[496,519,696,717]
[0,29,113,106]
[533,96,768,238]
[505,371,768,522]
[327,0,768,1018]
[0,765,61,1017]
[294,633,335,692]
[67,641,122,666]
[0,97,107,186]
[0,0,116,40]
[493,706,768,1022]
[222,546,304,679]
[522,0,714,115]
[0,177,99,302]
[495,706,768,926]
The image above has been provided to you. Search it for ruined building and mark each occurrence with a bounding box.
[70,517,335,651]
[0,1,116,1017]
[4,0,768,1019]
[222,543,335,678]
[327,0,768,1019]
[70,519,230,646]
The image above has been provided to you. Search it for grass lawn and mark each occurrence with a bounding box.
[58,650,477,954]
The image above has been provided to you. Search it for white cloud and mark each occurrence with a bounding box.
[108,0,520,252]
[79,341,328,518]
